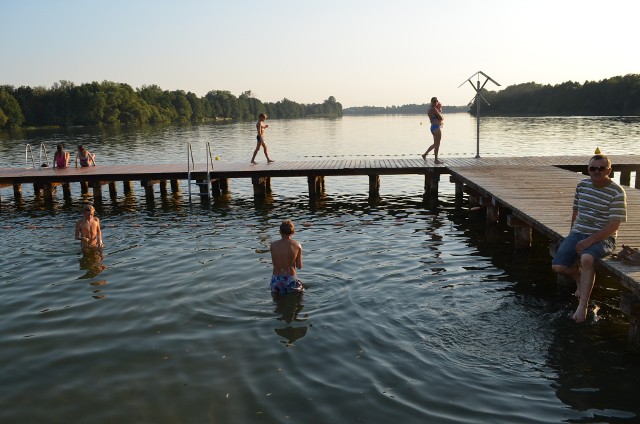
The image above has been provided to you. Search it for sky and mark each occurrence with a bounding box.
[2,0,638,108]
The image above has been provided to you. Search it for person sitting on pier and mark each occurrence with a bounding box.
[75,204,104,250]
[270,219,304,294]
[551,154,627,323]
[53,143,70,168]
[76,145,96,167]
[251,113,275,164]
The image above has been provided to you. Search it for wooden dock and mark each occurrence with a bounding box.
[2,154,640,342]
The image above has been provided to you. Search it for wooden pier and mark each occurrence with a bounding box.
[2,154,640,345]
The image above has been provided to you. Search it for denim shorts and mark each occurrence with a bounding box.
[552,231,615,267]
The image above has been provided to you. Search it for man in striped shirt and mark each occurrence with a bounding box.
[552,154,627,323]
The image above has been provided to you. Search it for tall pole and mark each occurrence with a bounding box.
[476,80,481,158]
[458,71,500,160]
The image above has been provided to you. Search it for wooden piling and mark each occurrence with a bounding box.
[507,214,532,248]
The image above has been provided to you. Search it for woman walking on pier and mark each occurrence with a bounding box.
[53,143,70,168]
[422,97,444,164]
[251,113,275,164]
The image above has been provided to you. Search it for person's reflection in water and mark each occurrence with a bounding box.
[272,292,308,346]
[78,248,106,280]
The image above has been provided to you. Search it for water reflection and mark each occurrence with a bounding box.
[272,293,308,346]
[77,248,106,280]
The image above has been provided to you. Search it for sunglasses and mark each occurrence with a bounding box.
[589,166,608,172]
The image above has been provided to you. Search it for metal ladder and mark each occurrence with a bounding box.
[187,141,215,203]
[25,143,50,168]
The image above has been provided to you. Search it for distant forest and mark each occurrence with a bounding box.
[0,81,342,130]
[2,74,639,130]
[345,74,640,117]
[472,73,640,116]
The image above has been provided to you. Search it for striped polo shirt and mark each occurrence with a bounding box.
[572,178,627,236]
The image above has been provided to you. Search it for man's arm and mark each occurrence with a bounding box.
[576,220,621,254]
[295,243,302,270]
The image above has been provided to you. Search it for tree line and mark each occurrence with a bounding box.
[471,74,640,116]
[0,80,343,130]
[343,104,469,115]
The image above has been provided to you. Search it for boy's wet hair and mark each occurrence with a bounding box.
[280,219,295,235]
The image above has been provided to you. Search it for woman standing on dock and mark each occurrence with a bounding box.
[251,113,275,164]
[53,143,70,168]
[75,145,96,167]
[422,97,444,164]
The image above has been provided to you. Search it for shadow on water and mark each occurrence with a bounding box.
[272,292,308,346]
[445,196,640,422]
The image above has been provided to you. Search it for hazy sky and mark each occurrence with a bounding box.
[3,0,638,107]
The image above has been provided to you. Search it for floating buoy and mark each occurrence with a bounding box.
[594,146,602,154]
[215,156,221,161]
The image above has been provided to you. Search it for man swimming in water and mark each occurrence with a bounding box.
[270,219,304,294]
[75,204,103,250]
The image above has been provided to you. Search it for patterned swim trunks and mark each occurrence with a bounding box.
[270,275,304,294]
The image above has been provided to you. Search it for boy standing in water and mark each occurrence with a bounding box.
[251,113,275,164]
[270,219,304,294]
[75,204,104,250]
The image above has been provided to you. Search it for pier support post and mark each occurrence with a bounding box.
[43,183,54,203]
[170,179,180,193]
[92,182,103,202]
[13,184,22,200]
[80,181,89,195]
[450,177,464,207]
[368,175,380,201]
[252,176,269,198]
[123,180,133,194]
[424,172,440,199]
[62,183,71,199]
[141,180,155,201]
[159,180,168,197]
[211,178,229,197]
[620,170,631,186]
[507,214,532,248]
[635,171,640,189]
[480,197,500,223]
[620,293,640,351]
[308,176,325,200]
[109,182,117,199]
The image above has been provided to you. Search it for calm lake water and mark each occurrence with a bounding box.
[1,114,640,423]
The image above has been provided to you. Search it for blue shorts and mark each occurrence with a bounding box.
[552,231,615,267]
[270,275,304,294]
[430,124,440,133]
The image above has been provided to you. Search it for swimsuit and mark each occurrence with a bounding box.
[430,123,440,132]
[55,153,67,168]
[270,275,304,294]
[79,154,90,167]
[256,135,264,143]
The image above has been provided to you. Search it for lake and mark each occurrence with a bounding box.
[1,114,640,423]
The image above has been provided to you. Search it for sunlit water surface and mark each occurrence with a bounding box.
[1,115,640,423]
